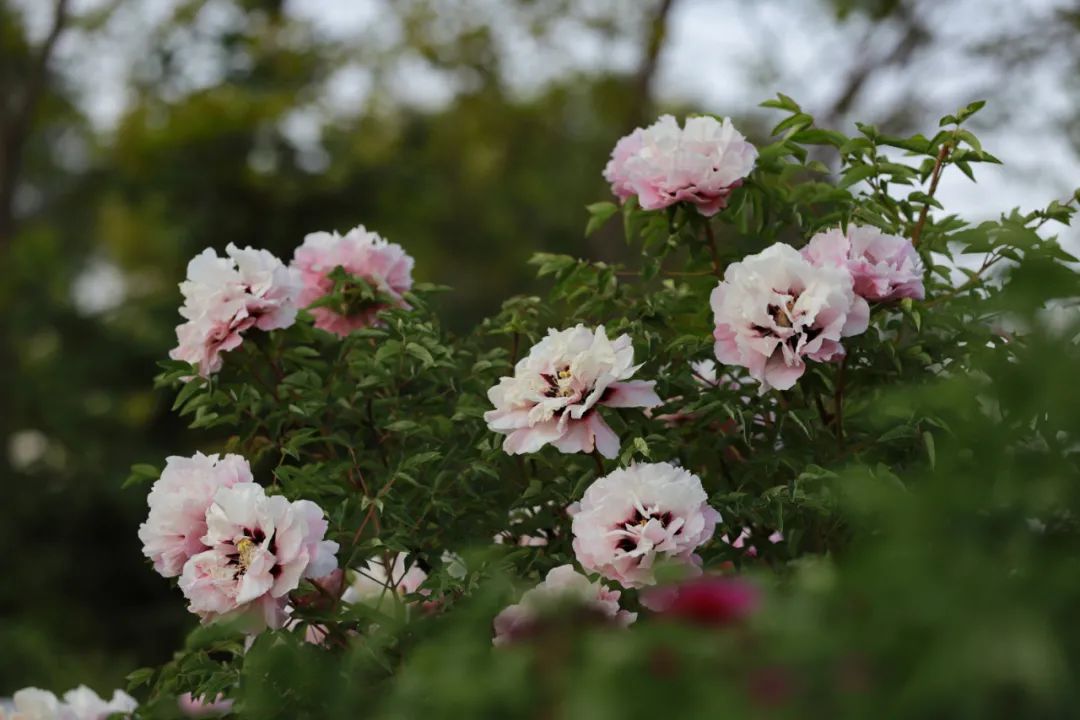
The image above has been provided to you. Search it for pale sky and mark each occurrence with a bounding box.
[17,0,1080,241]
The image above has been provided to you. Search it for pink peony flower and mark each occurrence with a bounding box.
[342,552,429,610]
[138,452,252,578]
[570,462,721,588]
[178,694,233,718]
[291,225,414,337]
[1,686,137,720]
[710,242,868,393]
[802,224,924,302]
[641,576,760,622]
[492,564,636,646]
[484,325,661,459]
[170,244,299,376]
[178,483,339,631]
[603,115,757,216]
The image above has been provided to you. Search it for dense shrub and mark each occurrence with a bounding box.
[7,96,1079,720]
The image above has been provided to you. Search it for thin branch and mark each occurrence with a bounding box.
[910,142,951,248]
[627,0,677,129]
[0,0,71,244]
[822,4,927,127]
[834,358,847,450]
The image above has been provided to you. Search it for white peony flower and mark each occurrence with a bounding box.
[711,242,868,392]
[1,686,136,720]
[492,564,635,646]
[138,452,253,578]
[484,325,661,459]
[178,483,339,631]
[60,687,137,720]
[571,462,721,588]
[170,244,300,376]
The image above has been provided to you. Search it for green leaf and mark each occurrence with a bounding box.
[923,430,936,470]
[405,342,435,367]
[125,667,155,691]
[585,201,618,236]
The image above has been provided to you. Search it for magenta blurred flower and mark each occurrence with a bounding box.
[641,576,760,625]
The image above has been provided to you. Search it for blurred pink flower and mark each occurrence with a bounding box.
[484,325,661,459]
[603,115,757,216]
[711,243,868,392]
[170,244,300,376]
[802,225,924,302]
[178,483,338,631]
[342,552,429,610]
[493,564,635,646]
[291,225,414,337]
[571,462,721,588]
[178,693,233,718]
[641,576,760,623]
[138,452,252,578]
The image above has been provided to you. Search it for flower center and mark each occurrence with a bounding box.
[236,537,257,571]
[612,508,679,555]
[768,300,796,328]
[542,367,580,399]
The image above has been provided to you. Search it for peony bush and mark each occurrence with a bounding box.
[10,95,1080,719]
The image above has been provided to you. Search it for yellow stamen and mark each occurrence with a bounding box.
[236,537,256,570]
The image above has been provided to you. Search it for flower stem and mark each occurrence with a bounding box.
[911,142,951,248]
[704,221,723,278]
[835,357,847,450]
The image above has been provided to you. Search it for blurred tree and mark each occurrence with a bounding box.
[0,0,682,693]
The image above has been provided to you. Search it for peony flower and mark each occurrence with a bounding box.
[603,115,757,216]
[570,462,721,588]
[178,694,233,718]
[640,576,760,622]
[710,242,868,392]
[484,325,661,459]
[178,483,339,631]
[492,564,635,646]
[1,686,136,720]
[59,688,137,720]
[802,224,924,302]
[291,225,414,337]
[1,688,64,720]
[138,452,252,578]
[342,552,428,609]
[170,244,299,376]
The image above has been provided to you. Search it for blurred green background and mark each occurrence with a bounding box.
[1,0,1077,696]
